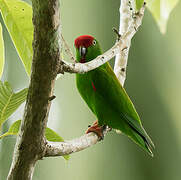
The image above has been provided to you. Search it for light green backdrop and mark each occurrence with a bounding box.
[0,0,181,179]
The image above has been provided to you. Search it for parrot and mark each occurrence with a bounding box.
[75,35,154,156]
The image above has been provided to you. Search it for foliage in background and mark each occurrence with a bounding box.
[0,119,21,138]
[0,23,4,78]
[0,81,28,129]
[0,0,33,75]
[147,0,179,33]
[136,0,144,10]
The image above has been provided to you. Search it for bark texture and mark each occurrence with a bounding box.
[7,0,61,179]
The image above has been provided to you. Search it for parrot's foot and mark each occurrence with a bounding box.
[86,121,105,140]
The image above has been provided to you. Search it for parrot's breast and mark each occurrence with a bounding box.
[76,72,96,112]
[75,69,115,126]
[76,70,107,120]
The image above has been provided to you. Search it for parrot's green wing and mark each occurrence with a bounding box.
[92,63,154,155]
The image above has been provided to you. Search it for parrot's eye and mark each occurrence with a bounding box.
[93,40,96,46]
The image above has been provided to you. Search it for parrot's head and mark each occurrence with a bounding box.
[74,35,102,63]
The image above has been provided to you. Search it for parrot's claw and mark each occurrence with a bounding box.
[86,121,105,141]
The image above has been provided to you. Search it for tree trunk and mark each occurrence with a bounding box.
[7,0,61,179]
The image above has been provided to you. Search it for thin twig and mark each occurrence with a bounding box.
[61,34,76,62]
[112,27,121,41]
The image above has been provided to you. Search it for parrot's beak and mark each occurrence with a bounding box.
[79,46,87,57]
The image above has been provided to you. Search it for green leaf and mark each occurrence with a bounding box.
[0,23,4,78]
[45,127,65,142]
[147,0,179,34]
[0,81,28,129]
[0,0,33,75]
[0,119,21,138]
[0,120,69,160]
[135,0,144,11]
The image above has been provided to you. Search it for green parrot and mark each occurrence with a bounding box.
[75,35,154,156]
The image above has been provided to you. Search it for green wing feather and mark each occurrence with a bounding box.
[76,63,154,156]
[93,63,154,155]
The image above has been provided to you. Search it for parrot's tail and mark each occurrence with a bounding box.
[128,123,155,157]
[120,113,155,156]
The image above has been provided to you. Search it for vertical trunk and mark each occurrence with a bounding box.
[7,0,61,179]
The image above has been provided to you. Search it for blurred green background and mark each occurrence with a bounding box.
[1,0,181,179]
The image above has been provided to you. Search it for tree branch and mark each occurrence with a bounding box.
[45,133,99,157]
[45,126,110,157]
[60,2,145,76]
[45,1,146,157]
[7,0,62,179]
[114,0,145,85]
[61,40,123,73]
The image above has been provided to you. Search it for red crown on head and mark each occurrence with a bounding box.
[74,35,94,48]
